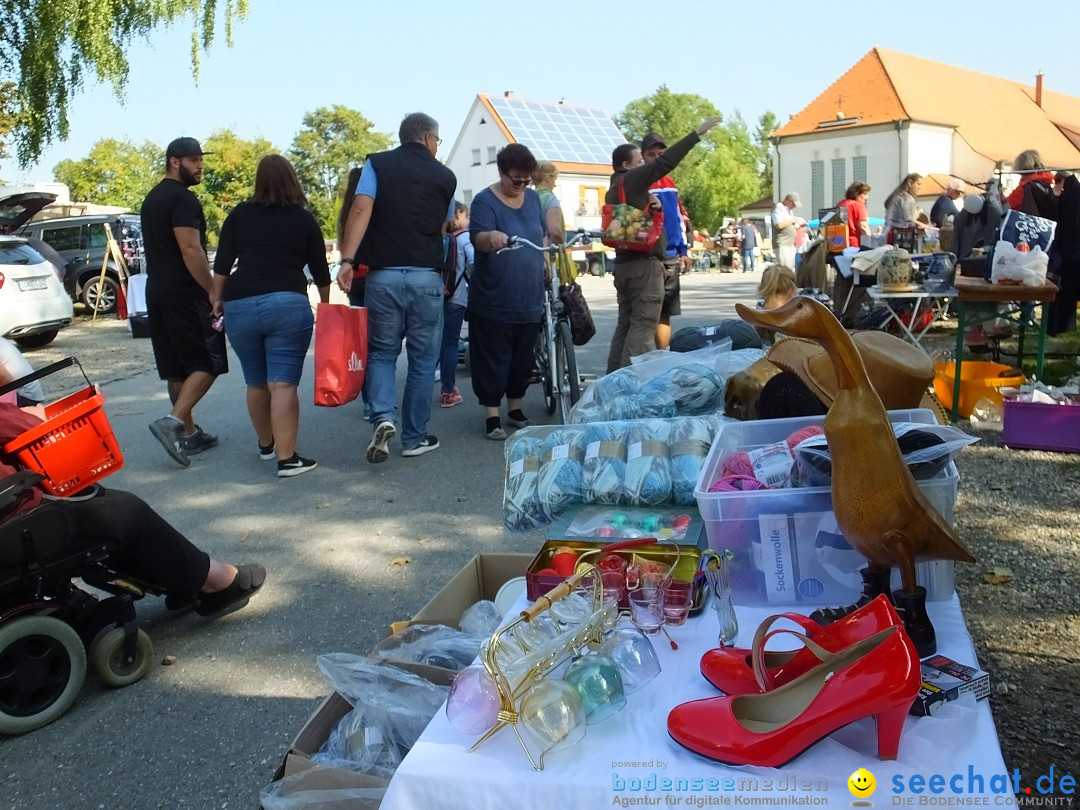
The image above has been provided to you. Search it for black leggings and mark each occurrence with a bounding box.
[468,313,541,408]
[55,488,211,598]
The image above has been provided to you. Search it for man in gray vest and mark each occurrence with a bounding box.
[338,113,457,464]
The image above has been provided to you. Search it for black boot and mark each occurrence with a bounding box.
[809,566,893,626]
[892,586,936,659]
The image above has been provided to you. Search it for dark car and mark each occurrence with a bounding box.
[18,213,142,314]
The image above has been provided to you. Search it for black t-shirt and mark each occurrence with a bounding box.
[212,203,331,300]
[140,178,208,304]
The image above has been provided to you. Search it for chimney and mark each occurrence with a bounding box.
[1035,72,1044,108]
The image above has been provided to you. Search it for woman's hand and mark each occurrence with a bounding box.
[477,230,509,252]
[337,264,353,293]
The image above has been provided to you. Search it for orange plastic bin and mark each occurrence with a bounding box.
[933,361,1025,419]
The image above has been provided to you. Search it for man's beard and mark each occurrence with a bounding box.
[178,164,200,187]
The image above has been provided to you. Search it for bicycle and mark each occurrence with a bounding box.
[497,229,597,424]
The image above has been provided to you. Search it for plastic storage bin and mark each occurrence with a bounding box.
[933,361,1025,419]
[694,409,959,606]
[1002,399,1080,453]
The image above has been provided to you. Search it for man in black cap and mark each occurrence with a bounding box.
[140,137,226,467]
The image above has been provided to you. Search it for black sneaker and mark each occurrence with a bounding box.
[366,420,396,464]
[277,454,317,478]
[401,435,440,457]
[182,426,218,455]
[149,416,190,467]
[258,441,275,461]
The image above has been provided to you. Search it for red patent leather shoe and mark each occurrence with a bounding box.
[669,625,920,767]
[699,594,900,694]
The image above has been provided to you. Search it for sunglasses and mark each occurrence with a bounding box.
[506,175,532,187]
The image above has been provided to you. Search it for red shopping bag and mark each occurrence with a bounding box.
[314,303,367,407]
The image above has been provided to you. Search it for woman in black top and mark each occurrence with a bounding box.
[212,154,331,478]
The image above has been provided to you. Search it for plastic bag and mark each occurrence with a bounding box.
[312,655,449,780]
[791,422,978,487]
[990,241,1049,286]
[459,601,503,638]
[367,624,482,672]
[569,341,735,424]
[260,769,386,810]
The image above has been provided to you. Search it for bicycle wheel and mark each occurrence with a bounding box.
[554,320,581,424]
[536,326,556,415]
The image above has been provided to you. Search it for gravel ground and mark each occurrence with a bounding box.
[20,291,1080,795]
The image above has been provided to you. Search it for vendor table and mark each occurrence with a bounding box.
[867,284,957,351]
[382,595,1018,809]
[950,277,1059,421]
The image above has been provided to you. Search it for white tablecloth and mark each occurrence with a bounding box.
[382,596,1018,809]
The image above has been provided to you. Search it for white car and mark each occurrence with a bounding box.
[0,191,74,348]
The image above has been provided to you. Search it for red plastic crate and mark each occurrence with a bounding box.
[1002,399,1080,454]
[4,386,124,495]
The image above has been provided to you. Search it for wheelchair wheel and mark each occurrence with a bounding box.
[90,626,153,688]
[0,614,86,734]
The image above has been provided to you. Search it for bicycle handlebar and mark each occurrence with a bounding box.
[496,228,605,254]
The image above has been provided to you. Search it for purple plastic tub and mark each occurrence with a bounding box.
[1002,399,1080,454]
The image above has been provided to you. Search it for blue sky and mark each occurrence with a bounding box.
[8,0,1080,183]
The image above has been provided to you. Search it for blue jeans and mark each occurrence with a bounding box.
[741,249,755,272]
[365,267,444,449]
[224,291,313,385]
[440,302,466,395]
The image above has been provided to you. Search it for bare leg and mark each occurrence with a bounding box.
[484,405,500,419]
[170,371,217,434]
[268,381,300,460]
[655,321,672,350]
[246,385,273,448]
[201,559,238,593]
[167,379,182,406]
[507,397,524,413]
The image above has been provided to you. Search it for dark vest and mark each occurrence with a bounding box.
[357,143,457,270]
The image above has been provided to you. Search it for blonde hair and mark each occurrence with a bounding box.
[1012,149,1045,172]
[532,161,558,186]
[759,264,797,303]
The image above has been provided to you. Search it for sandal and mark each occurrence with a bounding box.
[196,563,266,617]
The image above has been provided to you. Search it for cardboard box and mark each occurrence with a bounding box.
[391,553,532,633]
[911,655,991,717]
[267,661,456,807]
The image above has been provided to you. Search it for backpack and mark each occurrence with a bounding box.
[442,228,468,300]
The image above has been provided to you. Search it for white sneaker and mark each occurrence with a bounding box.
[401,435,439,457]
[366,421,396,464]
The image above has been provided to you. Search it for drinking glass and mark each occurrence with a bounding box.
[517,679,587,755]
[597,627,661,693]
[564,655,626,725]
[627,587,664,634]
[662,580,693,627]
[446,664,501,735]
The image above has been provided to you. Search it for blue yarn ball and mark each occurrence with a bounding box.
[622,421,672,506]
[537,428,587,521]
[591,369,641,405]
[641,364,725,416]
[668,417,718,505]
[503,436,546,530]
[582,424,626,505]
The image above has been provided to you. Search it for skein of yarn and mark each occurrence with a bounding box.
[537,428,588,521]
[669,417,718,505]
[503,435,545,530]
[623,420,672,506]
[583,424,626,505]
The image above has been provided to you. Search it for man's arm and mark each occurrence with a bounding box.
[337,194,374,293]
[173,227,213,295]
[621,116,724,200]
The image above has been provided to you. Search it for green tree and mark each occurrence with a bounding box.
[616,86,762,232]
[0,0,248,165]
[755,111,779,196]
[53,138,160,210]
[192,128,275,243]
[290,106,393,236]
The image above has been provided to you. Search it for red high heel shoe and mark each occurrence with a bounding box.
[669,625,920,767]
[699,594,901,694]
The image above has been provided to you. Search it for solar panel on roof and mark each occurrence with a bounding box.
[486,96,627,164]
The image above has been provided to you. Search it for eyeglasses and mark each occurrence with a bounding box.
[428,134,443,147]
[506,175,532,187]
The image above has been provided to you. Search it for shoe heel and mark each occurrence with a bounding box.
[875,703,910,760]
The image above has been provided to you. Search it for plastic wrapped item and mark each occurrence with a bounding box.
[622,420,672,505]
[582,423,626,506]
[569,342,745,424]
[459,601,503,638]
[368,624,482,672]
[669,417,718,505]
[791,422,978,487]
[503,436,545,531]
[537,427,589,521]
[312,655,449,780]
[260,769,386,810]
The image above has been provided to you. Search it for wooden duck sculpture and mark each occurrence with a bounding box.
[737,297,976,655]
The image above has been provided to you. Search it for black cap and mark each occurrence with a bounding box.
[640,133,667,150]
[166,137,212,159]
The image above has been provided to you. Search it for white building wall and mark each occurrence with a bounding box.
[906,123,954,178]
[445,100,511,207]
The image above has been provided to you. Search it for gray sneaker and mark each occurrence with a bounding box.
[182,426,218,455]
[149,417,190,467]
[366,420,396,464]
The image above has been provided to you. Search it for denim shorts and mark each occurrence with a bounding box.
[224,291,314,386]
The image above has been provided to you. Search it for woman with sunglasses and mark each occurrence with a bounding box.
[469,144,548,440]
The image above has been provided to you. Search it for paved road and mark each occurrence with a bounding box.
[1,269,762,810]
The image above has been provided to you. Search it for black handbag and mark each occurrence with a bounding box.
[559,282,595,346]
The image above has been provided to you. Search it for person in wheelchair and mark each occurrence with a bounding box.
[0,400,266,617]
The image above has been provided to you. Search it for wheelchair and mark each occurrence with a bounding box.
[0,476,159,735]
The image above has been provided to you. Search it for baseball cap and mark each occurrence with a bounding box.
[784,191,802,207]
[166,137,212,159]
[640,133,667,150]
